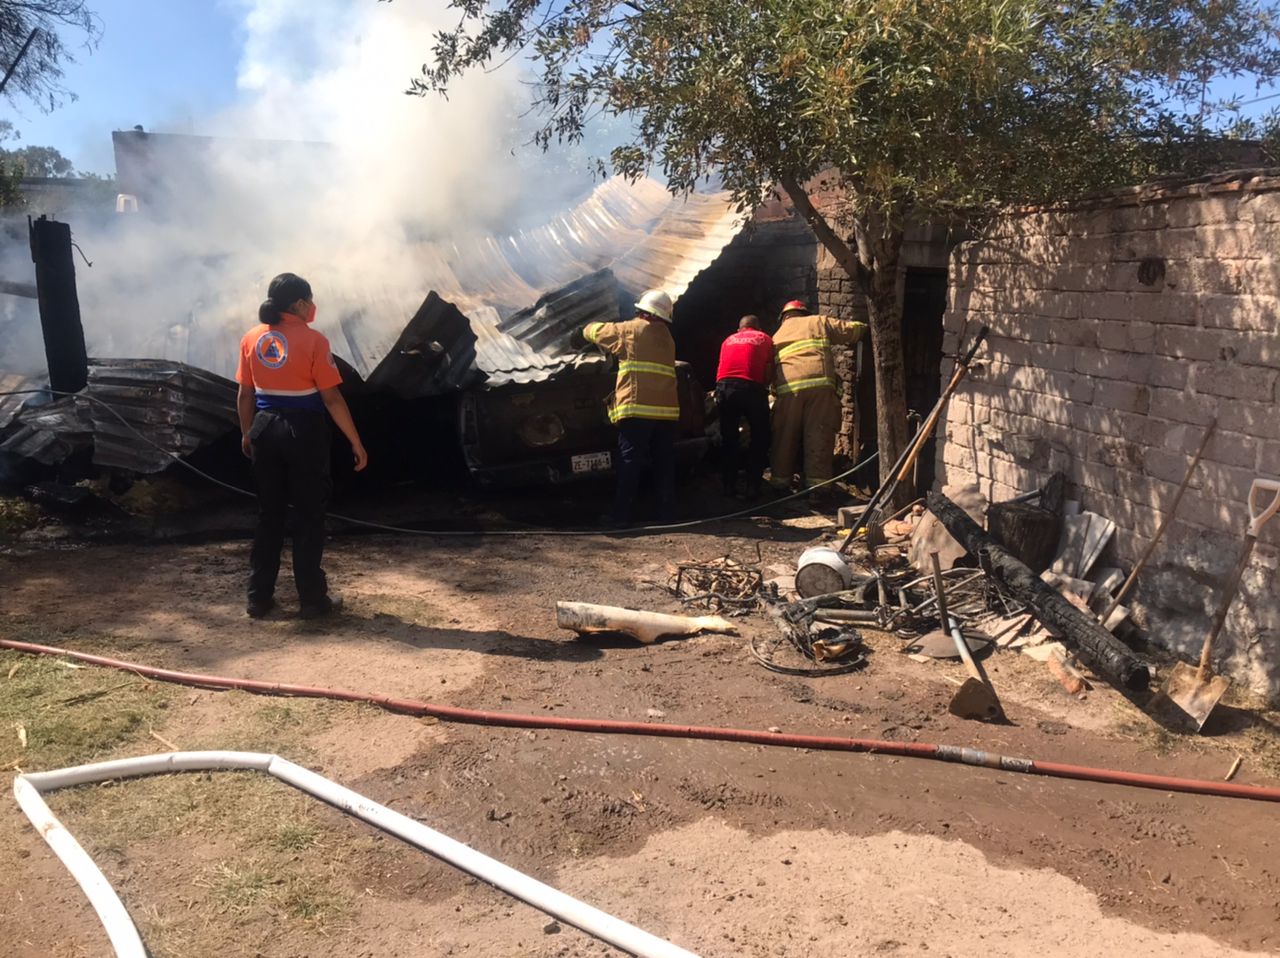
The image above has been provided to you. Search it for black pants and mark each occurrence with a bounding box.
[716,378,770,492]
[612,418,677,523]
[248,409,332,607]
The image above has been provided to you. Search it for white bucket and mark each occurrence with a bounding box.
[795,547,852,598]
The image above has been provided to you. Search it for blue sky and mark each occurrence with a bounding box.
[4,0,244,174]
[5,2,1280,178]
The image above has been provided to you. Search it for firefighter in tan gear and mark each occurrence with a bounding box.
[583,289,680,524]
[769,300,867,491]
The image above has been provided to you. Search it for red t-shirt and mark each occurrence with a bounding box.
[236,314,343,411]
[716,328,774,384]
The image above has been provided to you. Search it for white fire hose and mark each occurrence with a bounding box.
[14,751,699,958]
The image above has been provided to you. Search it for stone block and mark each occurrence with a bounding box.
[1167,195,1239,228]
[1092,380,1152,414]
[1228,332,1280,368]
[1147,387,1217,426]
[1130,292,1197,325]
[1096,320,1156,353]
[1114,468,1176,510]
[1238,190,1280,224]
[1001,386,1075,426]
[1046,317,1098,348]
[1196,461,1261,505]
[1069,404,1147,438]
[1259,439,1280,474]
[1085,292,1139,322]
[1147,357,1190,391]
[1191,362,1277,402]
[1087,434,1145,471]
[1154,326,1221,361]
[1181,258,1247,295]
[1079,461,1119,497]
[1074,350,1151,382]
[1197,224,1256,260]
[1199,293,1280,332]
[1200,429,1260,471]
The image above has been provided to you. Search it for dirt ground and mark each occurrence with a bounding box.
[2,518,1279,957]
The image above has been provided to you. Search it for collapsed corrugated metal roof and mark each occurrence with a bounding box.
[76,177,743,386]
[364,293,481,400]
[482,269,616,386]
[0,394,92,465]
[84,359,238,473]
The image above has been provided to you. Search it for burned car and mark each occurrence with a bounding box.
[459,361,706,487]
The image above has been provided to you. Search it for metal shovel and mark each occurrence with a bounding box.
[1164,478,1280,732]
[931,552,1003,721]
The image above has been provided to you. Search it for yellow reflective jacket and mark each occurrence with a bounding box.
[772,313,867,395]
[584,318,680,423]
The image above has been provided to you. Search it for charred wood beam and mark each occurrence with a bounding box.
[29,216,88,395]
[926,490,1151,691]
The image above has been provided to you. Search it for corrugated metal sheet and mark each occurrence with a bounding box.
[77,177,743,388]
[481,269,617,385]
[364,293,482,400]
[85,359,238,473]
[0,394,92,465]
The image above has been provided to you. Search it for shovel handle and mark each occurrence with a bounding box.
[1193,479,1278,678]
[1249,478,1280,537]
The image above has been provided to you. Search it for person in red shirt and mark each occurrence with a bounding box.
[236,272,368,619]
[715,314,774,497]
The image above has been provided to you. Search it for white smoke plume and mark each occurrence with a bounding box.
[2,0,620,380]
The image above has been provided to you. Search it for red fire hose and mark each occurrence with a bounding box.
[3,637,1277,804]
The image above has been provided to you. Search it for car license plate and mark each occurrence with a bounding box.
[571,451,612,474]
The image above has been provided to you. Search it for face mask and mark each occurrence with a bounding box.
[301,301,317,324]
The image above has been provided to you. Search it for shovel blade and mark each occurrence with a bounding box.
[948,678,1001,722]
[1162,662,1231,733]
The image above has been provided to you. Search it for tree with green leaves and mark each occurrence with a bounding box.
[413,0,1280,486]
[0,0,100,111]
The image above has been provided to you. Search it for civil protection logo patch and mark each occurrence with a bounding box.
[255,331,289,368]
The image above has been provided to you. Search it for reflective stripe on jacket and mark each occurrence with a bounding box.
[584,318,680,423]
[771,313,867,395]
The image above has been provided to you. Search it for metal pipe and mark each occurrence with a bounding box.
[16,751,699,958]
[2,638,1279,803]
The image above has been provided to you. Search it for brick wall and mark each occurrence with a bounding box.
[814,222,952,457]
[936,174,1280,699]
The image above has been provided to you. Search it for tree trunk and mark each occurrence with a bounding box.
[778,177,911,494]
[857,219,910,498]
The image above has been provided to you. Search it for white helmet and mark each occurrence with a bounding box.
[636,288,674,323]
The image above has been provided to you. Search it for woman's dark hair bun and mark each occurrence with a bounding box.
[261,272,313,324]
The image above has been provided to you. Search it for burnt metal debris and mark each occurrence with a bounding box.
[1,178,746,479]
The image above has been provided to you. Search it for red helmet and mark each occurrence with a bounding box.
[780,300,808,319]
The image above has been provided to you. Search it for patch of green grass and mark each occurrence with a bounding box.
[273,820,321,852]
[0,651,174,770]
[208,861,279,912]
[199,858,351,927]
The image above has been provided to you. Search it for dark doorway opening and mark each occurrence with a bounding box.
[853,267,948,494]
[901,267,948,493]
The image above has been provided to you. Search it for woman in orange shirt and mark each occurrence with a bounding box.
[235,273,368,619]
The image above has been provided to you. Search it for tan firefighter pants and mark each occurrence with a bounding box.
[770,386,841,487]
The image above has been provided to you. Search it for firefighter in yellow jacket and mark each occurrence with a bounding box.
[583,289,680,524]
[770,300,867,491]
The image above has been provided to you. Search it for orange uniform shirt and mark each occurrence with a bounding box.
[235,314,342,411]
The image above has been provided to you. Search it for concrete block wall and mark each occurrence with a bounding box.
[936,174,1280,699]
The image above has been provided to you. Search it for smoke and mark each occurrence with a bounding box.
[2,0,623,380]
